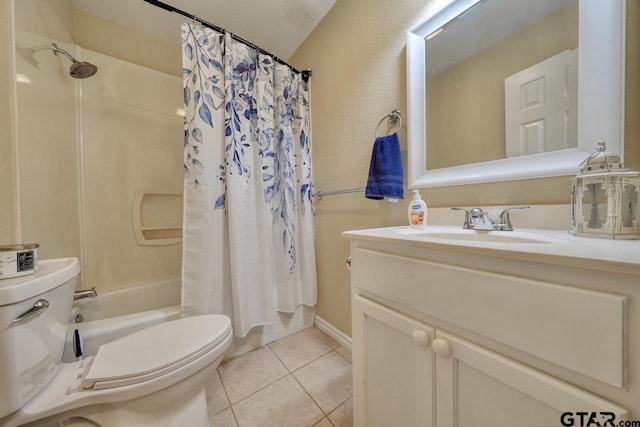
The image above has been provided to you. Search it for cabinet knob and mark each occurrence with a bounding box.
[412,330,430,348]
[432,338,451,358]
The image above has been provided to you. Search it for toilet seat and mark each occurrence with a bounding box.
[83,315,231,390]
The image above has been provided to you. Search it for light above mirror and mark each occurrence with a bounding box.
[406,0,626,188]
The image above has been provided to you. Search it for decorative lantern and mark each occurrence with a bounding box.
[571,142,640,239]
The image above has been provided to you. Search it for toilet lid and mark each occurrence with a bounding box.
[82,314,231,390]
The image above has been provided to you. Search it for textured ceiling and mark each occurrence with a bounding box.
[71,0,337,60]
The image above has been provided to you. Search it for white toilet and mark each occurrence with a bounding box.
[0,258,232,427]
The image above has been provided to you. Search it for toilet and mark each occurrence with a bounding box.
[0,258,232,427]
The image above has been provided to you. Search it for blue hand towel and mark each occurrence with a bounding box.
[365,132,404,200]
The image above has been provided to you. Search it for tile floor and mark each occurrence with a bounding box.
[204,326,353,427]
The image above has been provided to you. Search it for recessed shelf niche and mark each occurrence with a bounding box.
[132,189,183,246]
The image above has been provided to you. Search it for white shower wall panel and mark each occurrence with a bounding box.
[14,31,82,263]
[79,49,184,292]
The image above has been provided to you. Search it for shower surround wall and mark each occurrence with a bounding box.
[12,0,184,292]
[14,1,80,264]
[0,0,18,244]
[79,49,183,290]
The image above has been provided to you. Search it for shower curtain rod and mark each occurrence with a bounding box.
[142,0,312,78]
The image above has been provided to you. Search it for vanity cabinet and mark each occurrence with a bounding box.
[352,295,434,427]
[345,227,638,427]
[432,329,625,427]
[353,294,625,427]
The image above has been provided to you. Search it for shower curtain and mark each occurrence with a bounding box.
[180,23,317,337]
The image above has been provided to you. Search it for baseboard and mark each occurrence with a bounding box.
[314,315,352,351]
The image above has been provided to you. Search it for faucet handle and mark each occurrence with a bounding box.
[451,207,472,229]
[496,206,530,231]
[450,207,470,213]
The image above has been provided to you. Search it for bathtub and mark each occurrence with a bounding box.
[62,277,316,362]
[62,279,181,362]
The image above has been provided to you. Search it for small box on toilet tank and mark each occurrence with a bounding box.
[0,244,39,279]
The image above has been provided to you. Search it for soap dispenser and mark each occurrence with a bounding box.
[408,190,427,229]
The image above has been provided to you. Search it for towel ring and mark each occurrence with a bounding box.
[375,109,402,138]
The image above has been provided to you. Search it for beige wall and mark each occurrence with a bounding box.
[627,0,640,169]
[290,0,427,336]
[291,0,640,337]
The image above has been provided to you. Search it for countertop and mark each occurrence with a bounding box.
[343,226,640,276]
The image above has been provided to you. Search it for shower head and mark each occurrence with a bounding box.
[51,43,98,79]
[69,60,99,79]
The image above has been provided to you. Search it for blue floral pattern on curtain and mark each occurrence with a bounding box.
[181,23,317,337]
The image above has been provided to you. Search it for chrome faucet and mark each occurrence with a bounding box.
[451,207,495,231]
[73,287,98,301]
[451,206,530,231]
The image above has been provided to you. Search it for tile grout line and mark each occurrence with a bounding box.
[267,330,335,373]
[221,345,290,411]
[290,349,354,421]
[289,363,332,426]
[307,327,353,366]
[213,368,241,426]
[269,331,353,425]
[214,328,353,427]
[267,334,341,424]
[334,347,352,364]
[308,327,341,349]
[314,415,337,427]
[229,403,241,427]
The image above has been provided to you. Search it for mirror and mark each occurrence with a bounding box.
[426,0,579,168]
[407,0,626,188]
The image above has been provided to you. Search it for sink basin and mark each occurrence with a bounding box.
[396,228,559,244]
[424,232,551,244]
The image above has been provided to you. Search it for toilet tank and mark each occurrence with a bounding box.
[0,258,80,419]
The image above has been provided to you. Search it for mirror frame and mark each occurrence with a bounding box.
[406,0,626,188]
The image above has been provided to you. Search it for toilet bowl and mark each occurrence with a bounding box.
[0,258,232,427]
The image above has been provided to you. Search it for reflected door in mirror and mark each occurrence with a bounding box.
[505,49,578,157]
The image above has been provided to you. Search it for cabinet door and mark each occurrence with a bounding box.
[433,331,628,427]
[352,295,435,427]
